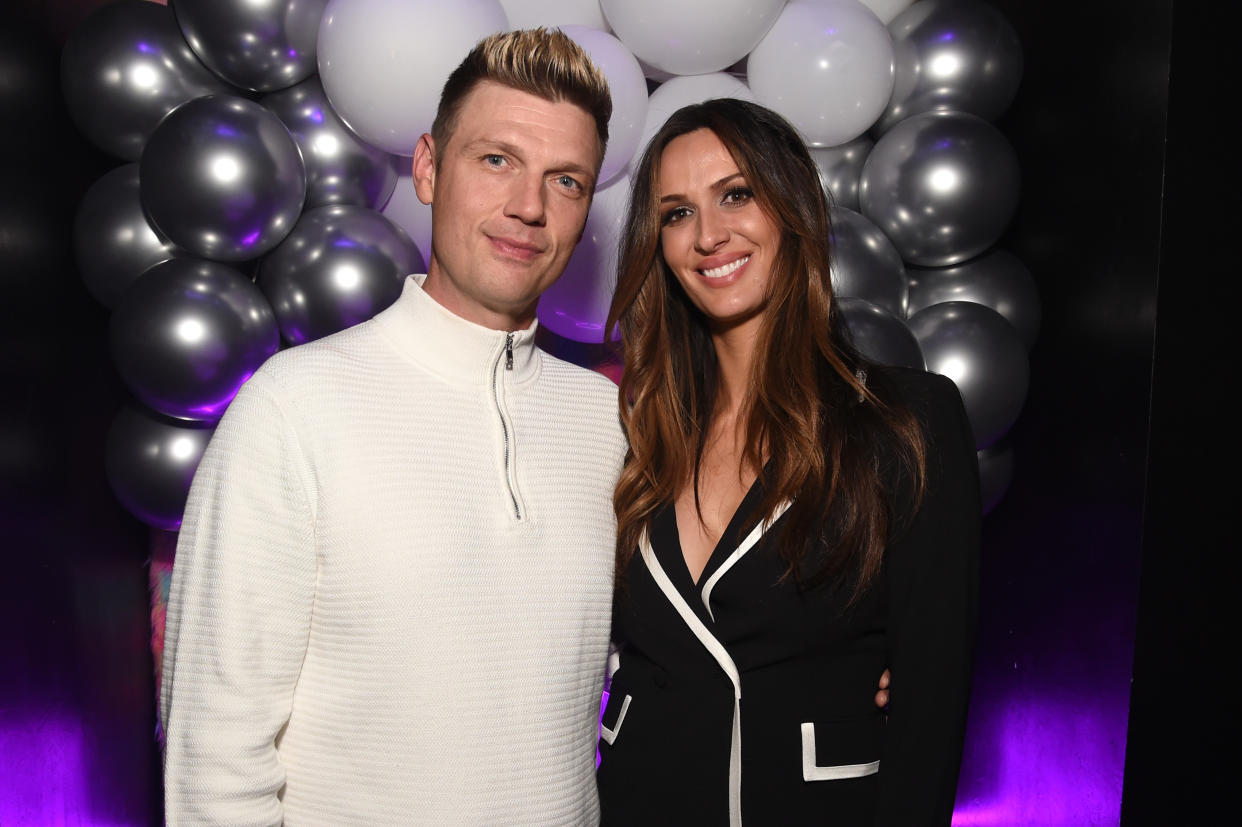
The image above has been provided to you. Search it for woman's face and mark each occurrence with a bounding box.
[656,128,780,333]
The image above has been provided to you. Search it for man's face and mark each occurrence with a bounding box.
[413,81,602,331]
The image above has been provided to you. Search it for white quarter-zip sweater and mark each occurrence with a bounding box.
[160,276,627,825]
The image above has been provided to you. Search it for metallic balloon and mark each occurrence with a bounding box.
[61,0,236,161]
[140,95,307,262]
[809,136,873,212]
[171,0,330,92]
[257,205,423,344]
[106,404,214,530]
[74,163,183,309]
[977,441,1014,516]
[262,75,400,209]
[110,258,280,421]
[837,297,924,370]
[860,111,1020,267]
[907,301,1028,449]
[829,206,908,317]
[875,0,1023,135]
[907,248,1041,349]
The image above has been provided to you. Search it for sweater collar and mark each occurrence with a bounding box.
[373,275,540,386]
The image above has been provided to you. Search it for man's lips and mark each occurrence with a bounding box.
[488,234,544,262]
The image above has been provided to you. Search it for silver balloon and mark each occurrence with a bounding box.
[829,206,908,317]
[106,404,213,530]
[110,258,280,421]
[262,75,401,209]
[61,0,236,160]
[74,163,183,309]
[809,135,873,211]
[907,248,1041,349]
[860,111,1019,267]
[140,95,306,261]
[977,442,1014,516]
[837,297,924,370]
[257,205,423,344]
[875,0,1023,135]
[171,0,330,92]
[907,301,1028,449]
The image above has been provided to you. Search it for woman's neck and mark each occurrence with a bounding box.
[709,315,762,418]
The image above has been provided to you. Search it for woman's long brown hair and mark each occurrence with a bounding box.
[606,99,927,598]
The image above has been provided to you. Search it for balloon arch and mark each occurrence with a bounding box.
[63,0,1034,531]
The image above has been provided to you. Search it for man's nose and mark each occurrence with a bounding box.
[504,173,547,226]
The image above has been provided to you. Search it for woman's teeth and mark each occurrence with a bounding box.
[700,255,750,279]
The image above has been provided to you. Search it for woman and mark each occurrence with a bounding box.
[596,98,980,826]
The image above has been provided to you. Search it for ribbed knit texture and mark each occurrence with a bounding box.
[160,276,626,825]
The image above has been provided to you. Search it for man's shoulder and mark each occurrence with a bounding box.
[252,320,388,390]
[537,351,619,401]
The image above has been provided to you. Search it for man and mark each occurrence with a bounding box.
[160,30,625,824]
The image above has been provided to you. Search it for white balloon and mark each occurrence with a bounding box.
[856,0,914,24]
[537,170,632,342]
[379,172,433,264]
[499,0,609,30]
[634,73,756,168]
[561,26,648,187]
[601,0,785,76]
[748,0,896,147]
[317,0,507,156]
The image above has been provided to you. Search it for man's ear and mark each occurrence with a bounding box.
[412,133,436,206]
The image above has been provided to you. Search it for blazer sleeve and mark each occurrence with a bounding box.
[159,372,318,826]
[874,372,981,826]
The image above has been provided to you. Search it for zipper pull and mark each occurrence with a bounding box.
[505,332,514,371]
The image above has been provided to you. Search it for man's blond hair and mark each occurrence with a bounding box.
[431,28,612,166]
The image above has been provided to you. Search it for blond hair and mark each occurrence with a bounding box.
[431,28,612,164]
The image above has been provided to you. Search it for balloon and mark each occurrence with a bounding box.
[907,301,1028,448]
[809,136,874,211]
[171,0,330,92]
[257,205,423,344]
[561,26,648,188]
[499,0,609,30]
[977,441,1014,516]
[380,173,433,261]
[860,111,1019,267]
[105,405,213,530]
[110,258,280,421]
[140,95,306,262]
[74,163,182,309]
[262,75,400,210]
[875,0,1023,135]
[829,206,907,317]
[317,0,507,156]
[538,171,631,342]
[837,297,924,370]
[858,0,915,25]
[635,73,756,168]
[600,0,784,76]
[748,1,896,147]
[61,0,235,161]
[907,248,1040,349]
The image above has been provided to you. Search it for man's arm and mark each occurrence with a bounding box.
[160,373,318,826]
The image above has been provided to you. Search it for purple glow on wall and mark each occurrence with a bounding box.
[0,715,92,826]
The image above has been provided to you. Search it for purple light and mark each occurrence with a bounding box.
[0,715,89,825]
[136,41,153,54]
[240,229,262,246]
[940,32,958,42]
[309,107,325,124]
[288,48,299,58]
[215,125,239,138]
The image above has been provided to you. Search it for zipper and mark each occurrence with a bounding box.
[493,333,521,520]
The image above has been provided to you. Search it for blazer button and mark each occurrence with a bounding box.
[652,667,668,688]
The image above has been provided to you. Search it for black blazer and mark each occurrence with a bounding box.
[597,368,981,826]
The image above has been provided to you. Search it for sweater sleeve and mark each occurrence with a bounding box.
[160,373,318,826]
[874,373,981,826]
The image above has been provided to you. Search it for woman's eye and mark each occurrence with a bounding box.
[723,186,753,205]
[661,207,691,226]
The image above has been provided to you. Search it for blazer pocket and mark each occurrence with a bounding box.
[600,693,632,746]
[800,721,881,782]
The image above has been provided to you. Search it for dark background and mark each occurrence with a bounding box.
[0,1,1229,824]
